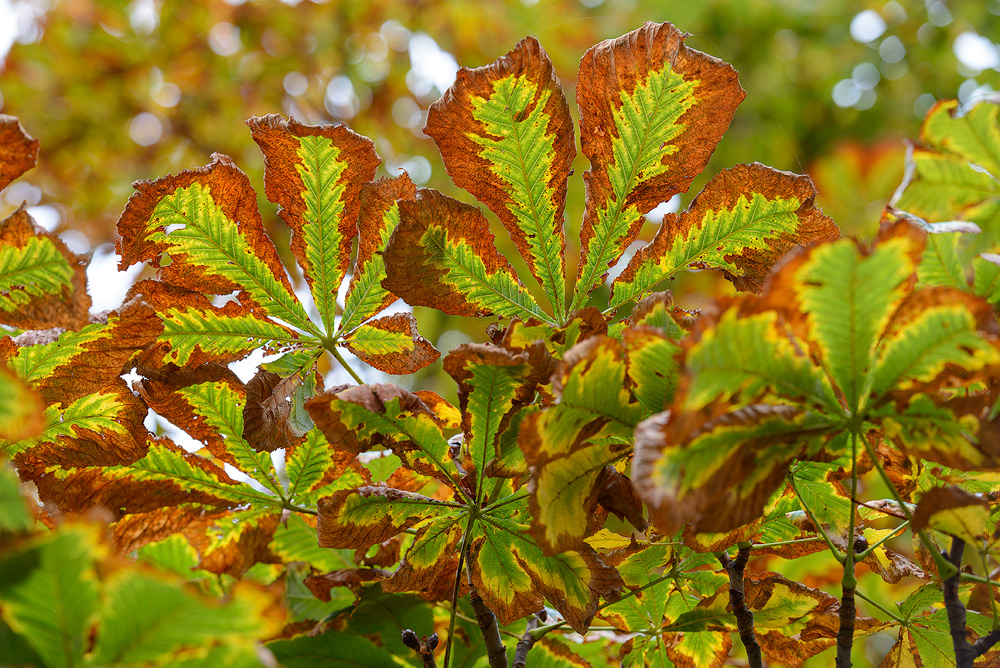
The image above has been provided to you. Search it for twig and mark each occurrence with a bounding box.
[513,611,545,668]
[468,582,508,668]
[835,432,860,668]
[402,629,439,668]
[942,537,1000,667]
[719,545,765,668]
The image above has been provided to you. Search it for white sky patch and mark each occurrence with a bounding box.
[644,195,682,223]
[229,346,283,384]
[87,243,144,313]
[605,239,647,285]
[26,204,59,231]
[954,31,1000,72]
[144,409,201,452]
[406,32,458,98]
[850,10,886,43]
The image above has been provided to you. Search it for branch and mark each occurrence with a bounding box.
[719,545,765,668]
[943,537,1000,667]
[513,611,546,668]
[468,584,509,668]
[402,630,439,668]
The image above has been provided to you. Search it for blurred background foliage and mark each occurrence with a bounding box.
[0,0,998,383]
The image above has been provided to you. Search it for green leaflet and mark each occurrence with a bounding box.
[469,73,568,320]
[610,177,817,310]
[895,100,1000,251]
[340,183,406,334]
[681,310,838,413]
[795,235,915,412]
[158,306,303,366]
[918,231,969,292]
[872,300,1000,397]
[249,116,380,337]
[293,135,351,333]
[317,486,459,551]
[521,337,643,553]
[623,326,680,413]
[178,381,281,495]
[270,513,354,572]
[0,525,100,668]
[472,516,619,633]
[5,382,146,467]
[307,386,456,486]
[141,181,313,333]
[106,440,276,506]
[284,427,341,502]
[573,62,699,310]
[444,343,547,502]
[0,235,74,312]
[91,570,264,665]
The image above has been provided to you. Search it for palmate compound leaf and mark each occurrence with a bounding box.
[634,220,1000,538]
[117,126,437,379]
[389,23,834,329]
[571,22,746,310]
[306,381,625,633]
[423,35,575,322]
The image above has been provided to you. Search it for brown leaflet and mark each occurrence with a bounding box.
[424,36,574,287]
[862,545,926,584]
[185,511,282,577]
[306,569,388,599]
[0,115,39,190]
[112,505,230,553]
[317,487,452,551]
[20,437,237,518]
[381,521,464,602]
[341,312,440,374]
[347,173,417,312]
[595,466,648,533]
[616,163,839,294]
[912,485,990,535]
[248,114,380,296]
[16,379,149,470]
[243,369,306,453]
[382,188,534,317]
[576,22,745,287]
[18,297,161,406]
[634,405,830,536]
[117,153,294,303]
[136,363,245,467]
[306,383,434,455]
[412,390,461,430]
[0,205,90,329]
